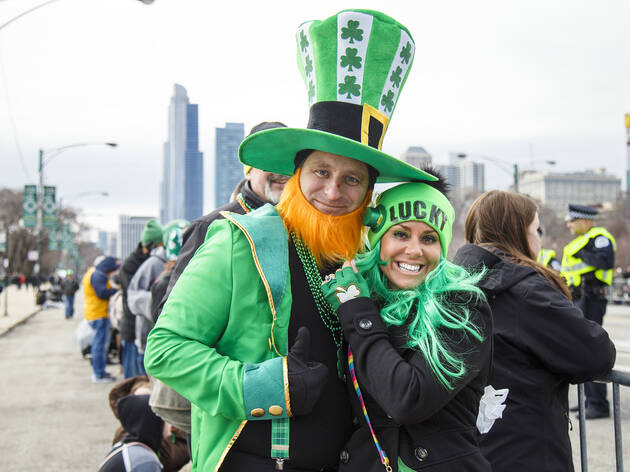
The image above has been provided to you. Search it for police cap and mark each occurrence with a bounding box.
[565,203,598,222]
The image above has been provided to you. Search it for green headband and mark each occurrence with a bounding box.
[365,182,454,256]
[162,219,190,261]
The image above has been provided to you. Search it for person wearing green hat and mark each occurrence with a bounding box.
[145,10,436,472]
[119,218,164,378]
[128,220,179,375]
[141,219,164,248]
[321,171,493,471]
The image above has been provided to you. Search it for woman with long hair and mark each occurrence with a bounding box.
[454,190,616,472]
[322,175,493,471]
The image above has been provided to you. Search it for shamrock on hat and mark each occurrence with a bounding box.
[239,9,437,184]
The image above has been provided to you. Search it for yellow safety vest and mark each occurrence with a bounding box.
[561,226,616,287]
[537,248,556,267]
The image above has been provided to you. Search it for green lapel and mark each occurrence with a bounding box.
[222,204,288,315]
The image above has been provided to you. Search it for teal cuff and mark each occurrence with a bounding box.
[243,357,290,420]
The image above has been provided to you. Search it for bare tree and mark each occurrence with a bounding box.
[0,187,104,278]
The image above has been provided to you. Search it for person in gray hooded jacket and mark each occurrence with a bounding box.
[127,242,167,375]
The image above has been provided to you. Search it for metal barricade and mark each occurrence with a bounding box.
[609,278,630,305]
[577,369,630,472]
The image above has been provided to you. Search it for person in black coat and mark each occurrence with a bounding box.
[61,270,80,319]
[98,393,166,472]
[152,121,288,322]
[322,177,493,472]
[119,219,163,379]
[455,190,616,472]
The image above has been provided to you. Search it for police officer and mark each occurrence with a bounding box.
[561,203,616,419]
[537,248,561,271]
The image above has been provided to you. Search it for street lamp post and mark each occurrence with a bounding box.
[457,153,555,193]
[0,0,154,32]
[56,191,109,273]
[36,143,116,276]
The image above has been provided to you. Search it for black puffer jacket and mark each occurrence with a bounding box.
[153,180,267,320]
[454,244,616,472]
[119,243,150,343]
[337,291,493,472]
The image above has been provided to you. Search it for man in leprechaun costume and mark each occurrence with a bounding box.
[145,10,435,472]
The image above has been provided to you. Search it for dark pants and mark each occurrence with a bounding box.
[121,340,139,379]
[577,295,609,413]
[63,294,75,318]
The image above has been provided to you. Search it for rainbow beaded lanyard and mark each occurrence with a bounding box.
[348,347,392,472]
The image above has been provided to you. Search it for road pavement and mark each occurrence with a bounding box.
[0,285,629,470]
[0,288,122,471]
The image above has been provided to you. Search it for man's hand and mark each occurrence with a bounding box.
[287,327,329,417]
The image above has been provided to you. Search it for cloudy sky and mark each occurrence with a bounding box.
[1,0,629,235]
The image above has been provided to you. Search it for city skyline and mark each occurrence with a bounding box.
[214,123,244,209]
[1,1,629,234]
[159,84,203,223]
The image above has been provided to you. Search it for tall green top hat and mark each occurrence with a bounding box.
[239,9,436,183]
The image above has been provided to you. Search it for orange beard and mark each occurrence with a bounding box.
[277,168,371,269]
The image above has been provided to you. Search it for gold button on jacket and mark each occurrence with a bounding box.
[250,408,265,417]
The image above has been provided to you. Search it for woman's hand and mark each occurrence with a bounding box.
[321,259,371,311]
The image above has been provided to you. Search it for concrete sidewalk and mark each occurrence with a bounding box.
[0,285,42,336]
[0,288,193,471]
[0,293,121,471]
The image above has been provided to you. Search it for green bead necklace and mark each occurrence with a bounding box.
[291,232,344,379]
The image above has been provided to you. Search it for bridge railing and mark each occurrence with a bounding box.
[577,369,630,472]
[608,278,630,305]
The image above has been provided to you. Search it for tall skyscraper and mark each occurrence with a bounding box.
[97,231,108,253]
[160,84,204,224]
[215,122,245,207]
[436,156,484,197]
[97,230,118,257]
[458,160,485,193]
[118,215,154,259]
[402,146,432,169]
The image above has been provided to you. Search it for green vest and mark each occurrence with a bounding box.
[537,248,556,267]
[561,226,616,287]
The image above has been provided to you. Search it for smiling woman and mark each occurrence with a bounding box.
[321,169,495,471]
[379,221,442,289]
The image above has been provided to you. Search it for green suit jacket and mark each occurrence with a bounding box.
[145,205,293,472]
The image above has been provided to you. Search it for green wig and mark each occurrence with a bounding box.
[355,246,486,389]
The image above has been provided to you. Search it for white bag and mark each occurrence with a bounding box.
[476,385,509,434]
[74,319,95,351]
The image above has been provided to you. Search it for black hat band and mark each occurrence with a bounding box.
[307,101,389,150]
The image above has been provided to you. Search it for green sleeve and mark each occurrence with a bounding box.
[144,220,246,420]
[243,357,290,420]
